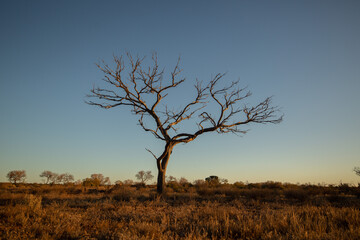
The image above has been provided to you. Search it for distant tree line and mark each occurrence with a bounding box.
[5,169,155,187]
[6,168,360,188]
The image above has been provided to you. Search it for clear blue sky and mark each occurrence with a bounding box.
[1,0,359,184]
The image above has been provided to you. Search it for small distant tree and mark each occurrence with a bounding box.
[136,170,154,184]
[205,175,219,182]
[91,173,111,185]
[179,177,189,185]
[166,175,177,183]
[91,173,103,182]
[56,174,65,184]
[55,173,74,185]
[7,170,26,184]
[193,179,206,186]
[123,179,134,185]
[50,173,59,184]
[104,177,111,185]
[82,178,100,187]
[220,178,229,184]
[40,171,58,184]
[62,173,74,184]
[205,175,220,187]
[115,180,123,185]
[354,167,360,176]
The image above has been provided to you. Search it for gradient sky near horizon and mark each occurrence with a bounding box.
[1,0,359,184]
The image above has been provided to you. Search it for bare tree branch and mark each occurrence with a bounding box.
[87,53,283,194]
[146,148,158,159]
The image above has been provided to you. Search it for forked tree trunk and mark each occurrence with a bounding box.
[156,142,174,195]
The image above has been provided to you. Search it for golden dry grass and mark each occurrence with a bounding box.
[0,183,359,239]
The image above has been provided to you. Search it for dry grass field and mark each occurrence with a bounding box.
[1,182,360,239]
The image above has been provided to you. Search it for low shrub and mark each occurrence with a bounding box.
[283,189,309,201]
[261,181,283,189]
[197,187,216,197]
[240,188,279,200]
[111,186,150,201]
[233,181,246,189]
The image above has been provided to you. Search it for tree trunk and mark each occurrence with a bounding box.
[156,142,174,195]
[157,169,166,194]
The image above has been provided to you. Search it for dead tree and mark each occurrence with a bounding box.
[87,53,283,194]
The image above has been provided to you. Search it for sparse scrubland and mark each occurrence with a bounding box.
[1,181,360,239]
